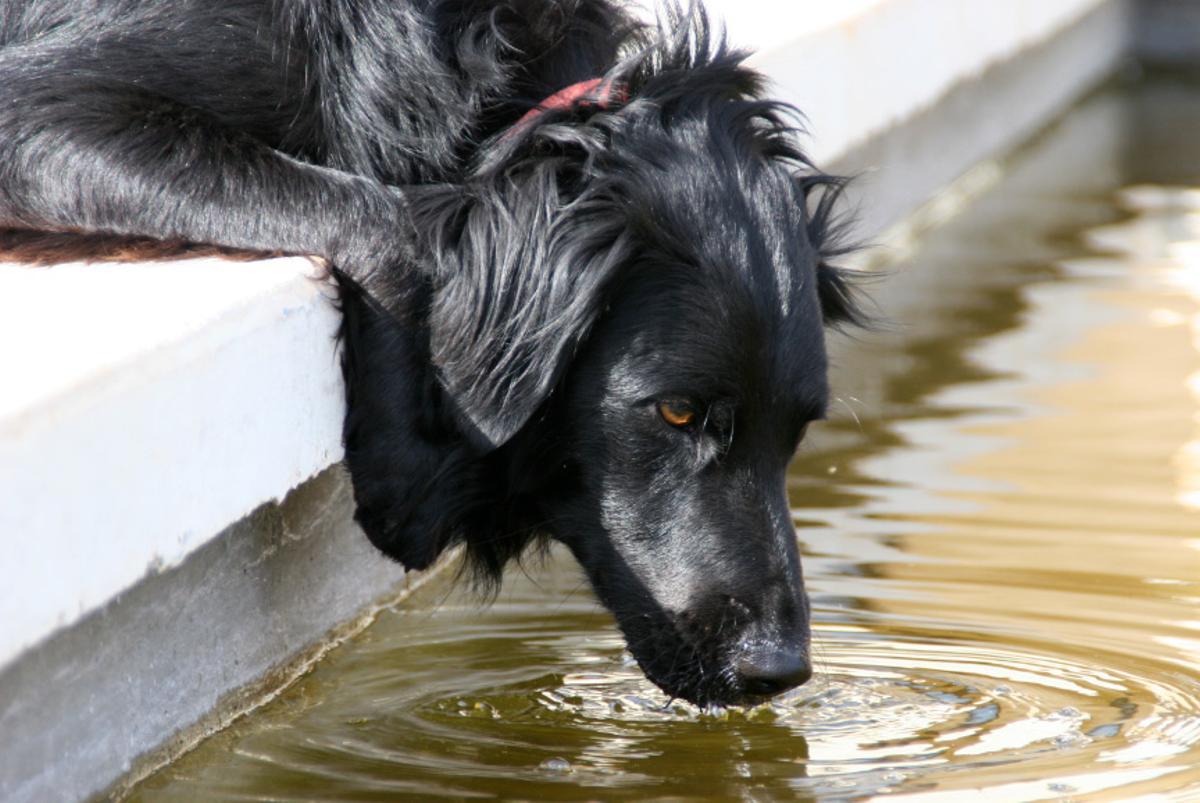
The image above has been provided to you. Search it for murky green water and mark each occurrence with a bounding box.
[130,73,1200,801]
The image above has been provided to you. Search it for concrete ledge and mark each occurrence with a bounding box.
[0,257,345,670]
[0,468,412,803]
[722,0,1111,165]
[828,0,1129,242]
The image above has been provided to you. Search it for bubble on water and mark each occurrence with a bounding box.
[455,701,500,719]
[967,703,1000,725]
[539,757,571,773]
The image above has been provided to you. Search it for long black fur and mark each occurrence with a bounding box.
[0,0,859,705]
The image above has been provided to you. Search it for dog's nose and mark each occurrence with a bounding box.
[736,646,812,698]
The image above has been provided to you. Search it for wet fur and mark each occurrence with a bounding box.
[0,0,859,704]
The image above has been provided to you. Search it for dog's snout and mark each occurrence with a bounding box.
[736,644,812,697]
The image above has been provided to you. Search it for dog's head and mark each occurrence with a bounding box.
[350,9,861,707]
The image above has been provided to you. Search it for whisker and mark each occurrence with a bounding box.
[833,394,866,432]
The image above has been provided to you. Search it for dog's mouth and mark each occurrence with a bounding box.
[614,607,805,707]
[624,626,742,706]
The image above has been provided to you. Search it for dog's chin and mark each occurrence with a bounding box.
[616,614,764,708]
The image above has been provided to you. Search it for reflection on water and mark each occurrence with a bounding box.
[130,74,1200,801]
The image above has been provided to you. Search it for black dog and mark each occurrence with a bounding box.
[0,0,859,706]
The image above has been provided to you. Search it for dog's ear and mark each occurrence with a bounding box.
[816,261,864,326]
[417,170,629,449]
[335,270,471,570]
[798,173,865,327]
[337,268,544,584]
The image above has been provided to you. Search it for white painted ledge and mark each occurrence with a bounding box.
[0,258,344,668]
[702,0,1107,164]
[0,0,1110,673]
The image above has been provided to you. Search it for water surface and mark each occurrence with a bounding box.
[131,73,1200,801]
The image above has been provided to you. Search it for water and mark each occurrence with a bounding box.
[129,73,1200,801]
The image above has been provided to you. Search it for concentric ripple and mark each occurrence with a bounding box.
[130,75,1200,801]
[128,572,1200,801]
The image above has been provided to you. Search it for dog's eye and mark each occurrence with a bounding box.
[658,399,697,428]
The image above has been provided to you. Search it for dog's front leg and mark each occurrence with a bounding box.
[0,56,410,276]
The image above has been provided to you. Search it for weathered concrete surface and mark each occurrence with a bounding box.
[0,468,410,803]
[829,0,1131,246]
[741,0,1110,165]
[0,256,345,671]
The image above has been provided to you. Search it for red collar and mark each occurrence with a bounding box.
[508,77,626,137]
